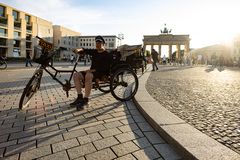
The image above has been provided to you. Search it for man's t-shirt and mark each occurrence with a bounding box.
[84,49,113,73]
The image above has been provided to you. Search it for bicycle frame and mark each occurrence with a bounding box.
[38,54,80,97]
[43,56,79,85]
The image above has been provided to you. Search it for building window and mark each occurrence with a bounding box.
[0,28,7,37]
[25,15,31,24]
[0,38,7,46]
[14,31,21,39]
[109,43,114,48]
[26,34,31,41]
[13,10,19,21]
[0,5,5,17]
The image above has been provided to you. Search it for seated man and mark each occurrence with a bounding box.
[71,35,113,111]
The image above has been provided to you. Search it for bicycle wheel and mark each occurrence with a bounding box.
[19,69,43,110]
[98,82,111,93]
[110,68,138,101]
[0,61,7,70]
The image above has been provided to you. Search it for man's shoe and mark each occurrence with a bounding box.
[76,98,88,111]
[70,96,83,107]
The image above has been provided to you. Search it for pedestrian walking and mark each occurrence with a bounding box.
[151,49,159,71]
[25,51,33,67]
[70,55,74,64]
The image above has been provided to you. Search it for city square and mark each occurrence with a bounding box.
[1,0,240,159]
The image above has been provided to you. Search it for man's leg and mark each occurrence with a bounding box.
[25,59,28,67]
[152,63,155,71]
[70,72,84,106]
[84,72,93,98]
[75,72,93,111]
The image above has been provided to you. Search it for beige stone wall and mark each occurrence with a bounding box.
[0,3,53,58]
[1,3,78,59]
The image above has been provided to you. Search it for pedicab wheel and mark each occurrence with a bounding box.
[98,82,111,93]
[19,70,43,110]
[0,61,7,70]
[110,67,138,101]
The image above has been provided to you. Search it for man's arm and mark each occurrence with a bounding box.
[72,48,84,54]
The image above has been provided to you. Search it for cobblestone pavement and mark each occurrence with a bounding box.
[146,65,240,155]
[0,68,181,159]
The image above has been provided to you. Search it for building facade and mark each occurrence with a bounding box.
[0,3,53,58]
[53,25,80,60]
[79,35,121,50]
[233,35,240,60]
[0,3,122,60]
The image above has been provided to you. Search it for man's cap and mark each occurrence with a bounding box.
[95,35,105,44]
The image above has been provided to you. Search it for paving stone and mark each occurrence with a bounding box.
[120,118,135,125]
[0,147,4,157]
[5,140,36,156]
[95,114,113,121]
[38,150,69,160]
[132,115,146,123]
[137,122,154,132]
[111,141,139,157]
[154,144,182,160]
[77,132,102,145]
[0,126,23,136]
[99,128,122,138]
[68,121,104,131]
[0,134,9,143]
[36,125,60,134]
[103,121,123,129]
[3,154,19,160]
[0,68,182,159]
[133,146,160,160]
[115,154,137,160]
[104,115,131,123]
[59,121,79,129]
[9,129,35,141]
[52,138,79,153]
[63,128,86,140]
[118,123,139,133]
[93,137,119,150]
[133,137,151,149]
[144,131,165,144]
[146,66,240,154]
[115,132,139,143]
[0,140,17,148]
[20,145,51,160]
[85,148,116,160]
[67,143,96,159]
[84,124,106,134]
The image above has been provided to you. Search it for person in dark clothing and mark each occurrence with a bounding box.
[71,35,113,111]
[151,49,159,71]
[25,51,33,67]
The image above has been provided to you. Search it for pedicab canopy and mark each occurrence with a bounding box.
[117,44,142,61]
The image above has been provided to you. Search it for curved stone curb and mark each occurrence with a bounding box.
[133,66,240,159]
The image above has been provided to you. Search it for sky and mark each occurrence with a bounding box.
[2,0,240,49]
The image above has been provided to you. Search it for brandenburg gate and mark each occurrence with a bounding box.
[142,25,190,61]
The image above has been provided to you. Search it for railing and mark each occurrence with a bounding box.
[0,33,7,37]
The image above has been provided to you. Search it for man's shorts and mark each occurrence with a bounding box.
[80,71,109,81]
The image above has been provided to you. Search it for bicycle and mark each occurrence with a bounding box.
[19,36,139,110]
[0,56,7,70]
